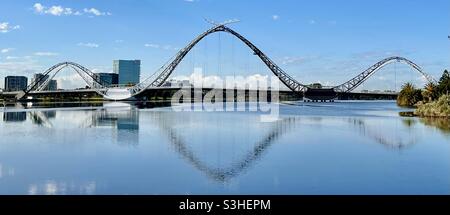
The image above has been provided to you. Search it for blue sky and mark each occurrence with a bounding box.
[0,0,449,90]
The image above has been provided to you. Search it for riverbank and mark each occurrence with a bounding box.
[414,95,450,118]
[396,69,450,118]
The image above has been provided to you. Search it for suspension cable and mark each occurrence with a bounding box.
[218,32,222,85]
[232,33,235,79]
[395,62,397,92]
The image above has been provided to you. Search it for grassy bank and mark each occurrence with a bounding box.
[414,94,450,117]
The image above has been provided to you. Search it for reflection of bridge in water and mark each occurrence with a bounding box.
[347,118,418,150]
[2,103,424,182]
[9,23,436,101]
[153,111,298,182]
[151,111,421,182]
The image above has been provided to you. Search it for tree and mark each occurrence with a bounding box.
[397,82,423,107]
[422,82,439,102]
[438,70,450,95]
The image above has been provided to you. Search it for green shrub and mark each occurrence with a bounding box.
[397,82,423,107]
[415,94,450,117]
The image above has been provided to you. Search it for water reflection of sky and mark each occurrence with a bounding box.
[0,101,448,194]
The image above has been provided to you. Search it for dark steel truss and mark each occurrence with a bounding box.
[27,27,437,100]
[129,25,308,97]
[25,62,107,95]
[333,56,437,93]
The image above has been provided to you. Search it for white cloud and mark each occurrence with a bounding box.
[54,73,85,89]
[378,76,387,80]
[83,8,111,16]
[78,43,100,48]
[145,43,160,48]
[47,6,64,16]
[163,45,178,51]
[145,43,178,51]
[314,80,335,87]
[33,3,111,17]
[48,66,107,89]
[309,20,316,25]
[272,15,279,21]
[34,52,59,56]
[34,3,74,16]
[64,8,73,15]
[0,59,42,88]
[91,67,113,74]
[416,76,428,85]
[281,56,321,65]
[0,60,39,73]
[0,22,21,33]
[33,3,45,13]
[1,48,14,54]
[6,56,19,60]
[282,56,307,65]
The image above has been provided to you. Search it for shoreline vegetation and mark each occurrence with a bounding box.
[415,95,450,117]
[397,69,450,118]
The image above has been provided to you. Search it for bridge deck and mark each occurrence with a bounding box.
[1,87,397,102]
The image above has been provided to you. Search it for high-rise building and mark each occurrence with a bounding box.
[32,73,57,91]
[46,80,58,91]
[96,73,119,87]
[113,60,141,86]
[32,73,47,88]
[4,76,28,92]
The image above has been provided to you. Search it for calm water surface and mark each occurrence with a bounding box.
[0,101,448,194]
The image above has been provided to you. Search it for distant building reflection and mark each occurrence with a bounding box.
[3,112,27,122]
[91,103,140,146]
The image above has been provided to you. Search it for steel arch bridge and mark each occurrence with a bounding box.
[22,24,437,101]
[333,56,436,93]
[24,62,109,97]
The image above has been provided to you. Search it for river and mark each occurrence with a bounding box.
[0,101,448,194]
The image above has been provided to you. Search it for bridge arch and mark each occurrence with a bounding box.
[128,25,309,99]
[24,27,437,101]
[333,56,436,93]
[24,62,109,98]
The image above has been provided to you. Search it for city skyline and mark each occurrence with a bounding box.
[0,0,449,90]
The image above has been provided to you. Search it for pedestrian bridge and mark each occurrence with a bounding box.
[18,24,436,101]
